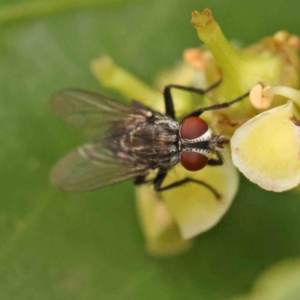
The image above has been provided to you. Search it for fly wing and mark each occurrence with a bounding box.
[50,143,149,192]
[51,88,138,139]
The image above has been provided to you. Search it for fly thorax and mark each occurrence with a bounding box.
[154,117,180,131]
[120,119,179,157]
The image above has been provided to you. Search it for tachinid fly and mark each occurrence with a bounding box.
[50,81,249,197]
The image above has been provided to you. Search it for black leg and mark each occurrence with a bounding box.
[153,171,168,191]
[184,90,250,119]
[207,152,223,166]
[134,175,147,185]
[163,79,222,119]
[156,177,221,199]
[134,175,158,186]
[137,170,221,199]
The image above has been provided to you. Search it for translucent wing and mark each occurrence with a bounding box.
[51,88,136,138]
[50,143,149,192]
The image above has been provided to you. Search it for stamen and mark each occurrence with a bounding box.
[249,84,273,109]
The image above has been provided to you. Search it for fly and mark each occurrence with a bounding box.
[50,80,249,198]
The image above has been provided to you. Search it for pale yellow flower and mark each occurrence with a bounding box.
[90,9,300,255]
[232,86,300,192]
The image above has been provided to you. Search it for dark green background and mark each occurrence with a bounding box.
[1,0,299,299]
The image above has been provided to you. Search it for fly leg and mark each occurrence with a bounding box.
[134,175,160,186]
[153,171,221,199]
[153,171,167,191]
[134,175,147,185]
[163,79,222,119]
[184,91,249,118]
[207,152,223,166]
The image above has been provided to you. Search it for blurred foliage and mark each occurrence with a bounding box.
[0,0,300,299]
[234,258,300,300]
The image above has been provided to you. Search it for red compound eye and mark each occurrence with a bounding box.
[180,152,208,171]
[180,116,208,139]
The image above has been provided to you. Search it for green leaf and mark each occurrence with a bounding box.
[1,1,300,299]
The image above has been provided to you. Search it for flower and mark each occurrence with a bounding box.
[90,9,300,255]
[90,54,239,256]
[231,86,300,192]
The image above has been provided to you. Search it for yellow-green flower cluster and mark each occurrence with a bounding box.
[91,9,300,255]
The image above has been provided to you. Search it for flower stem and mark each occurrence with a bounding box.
[264,86,300,107]
[191,9,244,83]
[91,55,161,107]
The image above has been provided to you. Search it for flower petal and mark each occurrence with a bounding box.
[136,186,192,256]
[137,148,238,241]
[162,148,238,239]
[231,100,300,191]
